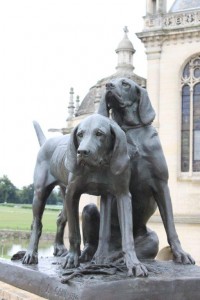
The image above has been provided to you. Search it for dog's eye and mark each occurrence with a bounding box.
[96,130,104,137]
[122,81,130,87]
[77,132,83,138]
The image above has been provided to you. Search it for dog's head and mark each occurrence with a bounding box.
[98,78,155,126]
[66,114,129,175]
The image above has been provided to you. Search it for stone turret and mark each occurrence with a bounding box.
[115,26,135,73]
[67,87,75,121]
[74,95,80,116]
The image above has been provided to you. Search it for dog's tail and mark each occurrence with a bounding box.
[33,120,46,147]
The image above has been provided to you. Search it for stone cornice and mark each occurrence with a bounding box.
[137,9,200,49]
[137,27,200,48]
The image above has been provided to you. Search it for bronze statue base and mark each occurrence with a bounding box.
[0,257,200,300]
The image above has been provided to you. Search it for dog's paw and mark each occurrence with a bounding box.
[62,251,80,269]
[93,255,109,265]
[22,250,38,265]
[53,243,68,257]
[79,243,97,263]
[170,242,195,265]
[93,251,110,265]
[127,262,148,277]
[172,247,195,265]
[125,252,148,277]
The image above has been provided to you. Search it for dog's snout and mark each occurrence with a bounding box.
[77,149,90,156]
[106,83,115,90]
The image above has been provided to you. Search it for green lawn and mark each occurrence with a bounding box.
[0,205,62,233]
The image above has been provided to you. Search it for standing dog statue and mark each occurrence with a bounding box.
[23,114,147,277]
[97,77,194,265]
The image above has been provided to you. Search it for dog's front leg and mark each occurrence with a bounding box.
[154,182,195,264]
[62,184,81,269]
[53,184,68,257]
[94,194,112,264]
[53,209,68,256]
[116,192,148,277]
[22,191,46,264]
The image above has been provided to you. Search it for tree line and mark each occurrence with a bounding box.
[0,175,63,205]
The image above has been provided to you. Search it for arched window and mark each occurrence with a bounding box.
[181,55,200,173]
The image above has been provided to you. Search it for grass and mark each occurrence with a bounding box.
[0,205,62,233]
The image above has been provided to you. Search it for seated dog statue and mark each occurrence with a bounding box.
[96,77,194,265]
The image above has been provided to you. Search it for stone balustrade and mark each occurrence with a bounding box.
[144,10,200,30]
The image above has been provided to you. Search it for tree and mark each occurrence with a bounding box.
[47,189,63,205]
[18,184,63,205]
[0,175,19,203]
[0,175,63,204]
[17,184,34,204]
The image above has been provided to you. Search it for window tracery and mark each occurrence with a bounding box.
[181,55,200,173]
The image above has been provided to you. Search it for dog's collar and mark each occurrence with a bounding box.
[121,123,152,132]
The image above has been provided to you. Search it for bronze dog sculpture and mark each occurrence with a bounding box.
[22,121,69,264]
[22,114,147,276]
[63,114,147,276]
[22,120,97,264]
[97,77,194,265]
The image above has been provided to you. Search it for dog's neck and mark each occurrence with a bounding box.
[121,123,152,132]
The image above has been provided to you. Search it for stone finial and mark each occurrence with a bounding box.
[115,27,135,72]
[75,95,80,115]
[123,26,129,34]
[67,87,75,120]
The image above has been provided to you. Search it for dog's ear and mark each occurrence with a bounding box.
[66,125,79,173]
[137,86,156,125]
[110,122,130,175]
[98,91,109,117]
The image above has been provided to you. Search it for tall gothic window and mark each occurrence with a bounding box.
[181,55,200,173]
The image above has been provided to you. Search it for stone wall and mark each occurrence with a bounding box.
[0,230,54,240]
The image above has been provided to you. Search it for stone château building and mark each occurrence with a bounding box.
[60,0,200,217]
[137,0,200,216]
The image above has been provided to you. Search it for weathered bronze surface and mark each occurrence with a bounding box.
[20,77,195,297]
[1,257,200,300]
[23,114,146,276]
[98,77,194,265]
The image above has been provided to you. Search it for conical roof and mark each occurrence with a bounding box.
[116,26,135,53]
[169,0,200,12]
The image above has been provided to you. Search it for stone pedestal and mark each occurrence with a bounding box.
[0,257,200,300]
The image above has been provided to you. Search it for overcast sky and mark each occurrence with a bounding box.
[0,0,174,188]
